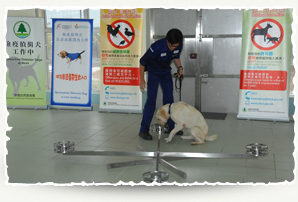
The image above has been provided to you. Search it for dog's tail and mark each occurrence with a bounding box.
[205,134,218,141]
[80,50,85,55]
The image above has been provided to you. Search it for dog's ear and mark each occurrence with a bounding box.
[159,108,168,120]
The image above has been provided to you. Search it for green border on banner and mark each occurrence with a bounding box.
[238,9,293,121]
[6,17,47,107]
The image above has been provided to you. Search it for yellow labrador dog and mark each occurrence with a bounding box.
[156,101,218,145]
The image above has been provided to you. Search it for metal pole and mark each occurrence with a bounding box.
[64,150,156,157]
[155,126,162,171]
[64,150,257,159]
[159,158,187,179]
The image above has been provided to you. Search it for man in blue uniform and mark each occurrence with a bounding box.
[139,28,184,140]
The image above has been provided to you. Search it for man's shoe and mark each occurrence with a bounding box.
[166,129,184,136]
[139,131,153,140]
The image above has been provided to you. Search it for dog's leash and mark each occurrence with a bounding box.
[168,103,172,115]
[173,72,183,101]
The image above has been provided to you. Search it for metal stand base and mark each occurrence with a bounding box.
[63,148,258,179]
[54,124,268,182]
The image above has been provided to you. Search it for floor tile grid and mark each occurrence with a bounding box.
[7,109,116,182]
[174,116,295,183]
[5,109,295,184]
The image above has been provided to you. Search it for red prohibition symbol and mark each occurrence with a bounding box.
[250,18,284,51]
[107,20,135,49]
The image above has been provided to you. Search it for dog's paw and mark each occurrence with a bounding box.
[164,138,171,143]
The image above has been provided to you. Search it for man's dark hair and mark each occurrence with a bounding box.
[166,28,183,45]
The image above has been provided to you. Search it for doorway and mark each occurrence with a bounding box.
[197,9,243,116]
[151,9,243,116]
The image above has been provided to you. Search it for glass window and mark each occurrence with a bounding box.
[92,63,101,91]
[89,9,101,28]
[92,32,100,59]
[92,31,101,92]
[46,33,52,59]
[90,9,101,92]
[45,10,82,28]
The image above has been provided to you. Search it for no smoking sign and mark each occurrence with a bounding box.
[250,18,284,50]
[107,20,135,49]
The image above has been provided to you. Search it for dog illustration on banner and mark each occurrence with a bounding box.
[266,34,282,44]
[251,23,273,42]
[58,50,85,68]
[6,55,41,97]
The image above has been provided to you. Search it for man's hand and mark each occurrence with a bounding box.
[140,79,146,91]
[177,67,184,78]
[139,64,146,91]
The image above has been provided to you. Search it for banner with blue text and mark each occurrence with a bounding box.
[51,19,93,108]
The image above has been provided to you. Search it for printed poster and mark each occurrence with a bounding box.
[6,17,47,108]
[51,19,93,108]
[237,9,293,122]
[99,9,143,113]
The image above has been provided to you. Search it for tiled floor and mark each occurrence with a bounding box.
[5,108,295,184]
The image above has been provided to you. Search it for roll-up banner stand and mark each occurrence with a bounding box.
[51,19,93,111]
[6,17,47,110]
[99,9,143,113]
[237,9,293,122]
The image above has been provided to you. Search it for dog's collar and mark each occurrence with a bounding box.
[168,103,172,115]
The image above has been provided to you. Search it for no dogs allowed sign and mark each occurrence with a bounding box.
[237,9,293,122]
[250,18,284,50]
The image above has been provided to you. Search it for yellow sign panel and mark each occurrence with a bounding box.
[99,9,143,113]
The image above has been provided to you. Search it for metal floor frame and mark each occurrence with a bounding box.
[56,125,268,181]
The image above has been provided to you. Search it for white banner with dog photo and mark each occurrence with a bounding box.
[51,19,93,109]
[6,17,47,109]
